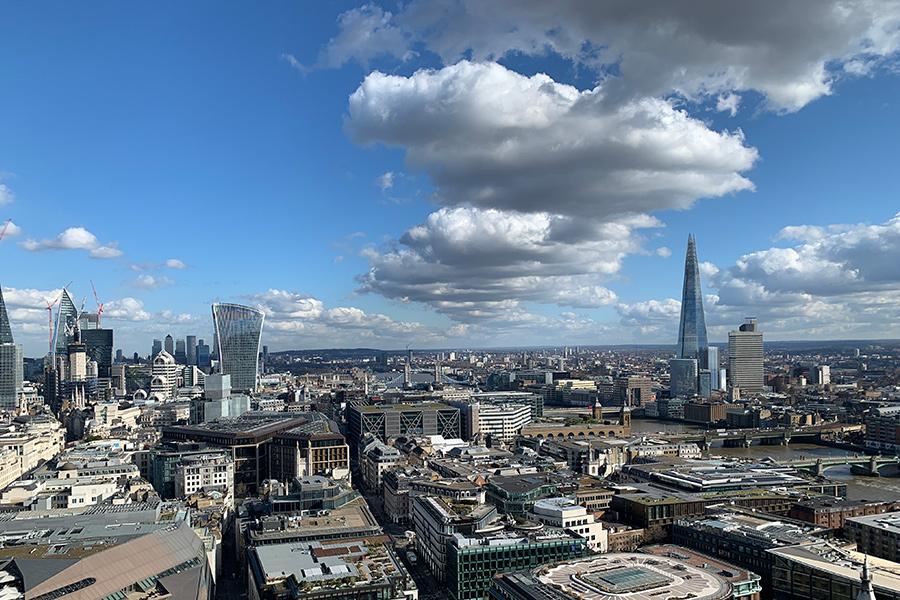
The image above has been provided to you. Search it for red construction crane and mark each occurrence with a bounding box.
[0,219,11,242]
[90,280,104,327]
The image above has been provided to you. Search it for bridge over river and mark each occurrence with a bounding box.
[776,454,900,477]
[660,423,864,449]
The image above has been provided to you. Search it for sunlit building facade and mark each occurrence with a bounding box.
[211,302,264,393]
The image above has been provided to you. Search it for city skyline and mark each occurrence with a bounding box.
[3,3,900,355]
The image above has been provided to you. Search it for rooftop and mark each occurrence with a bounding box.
[534,553,732,600]
[845,510,900,533]
[679,512,821,546]
[769,542,900,592]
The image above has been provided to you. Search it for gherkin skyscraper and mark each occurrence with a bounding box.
[676,234,708,361]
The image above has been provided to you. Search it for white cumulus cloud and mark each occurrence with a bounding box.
[21,227,122,259]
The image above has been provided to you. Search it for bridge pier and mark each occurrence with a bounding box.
[815,458,824,477]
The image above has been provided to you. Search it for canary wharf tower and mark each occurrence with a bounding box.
[212,303,264,393]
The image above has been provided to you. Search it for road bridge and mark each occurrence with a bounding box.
[777,454,900,477]
[660,423,864,449]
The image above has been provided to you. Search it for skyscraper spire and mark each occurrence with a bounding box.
[676,234,708,361]
[0,285,13,344]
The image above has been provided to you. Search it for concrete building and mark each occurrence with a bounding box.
[614,375,654,407]
[347,403,461,444]
[769,543,900,600]
[790,498,898,530]
[811,364,831,386]
[269,422,350,481]
[728,319,765,395]
[174,450,235,505]
[489,553,732,600]
[360,437,403,490]
[162,413,308,496]
[475,403,531,442]
[844,511,900,562]
[530,497,608,551]
[150,350,179,400]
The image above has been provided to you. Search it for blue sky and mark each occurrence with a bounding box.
[2,1,900,356]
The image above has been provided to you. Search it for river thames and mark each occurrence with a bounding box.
[629,418,900,501]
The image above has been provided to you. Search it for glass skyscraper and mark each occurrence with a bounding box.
[0,285,22,411]
[676,234,708,362]
[212,303,264,393]
[0,285,12,345]
[54,289,78,357]
[670,235,711,398]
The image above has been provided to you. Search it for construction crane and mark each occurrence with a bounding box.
[0,219,11,242]
[43,295,60,355]
[90,280,104,327]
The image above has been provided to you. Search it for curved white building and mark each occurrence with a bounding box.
[211,303,264,393]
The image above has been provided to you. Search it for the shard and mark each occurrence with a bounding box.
[676,234,708,361]
[0,285,13,344]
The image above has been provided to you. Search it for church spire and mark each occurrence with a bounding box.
[857,556,876,600]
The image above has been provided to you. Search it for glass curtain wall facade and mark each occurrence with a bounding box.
[211,303,264,393]
[54,289,78,357]
[676,235,708,363]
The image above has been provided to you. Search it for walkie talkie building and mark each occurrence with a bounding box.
[211,302,264,393]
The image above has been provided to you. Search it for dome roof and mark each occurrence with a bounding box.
[58,462,78,471]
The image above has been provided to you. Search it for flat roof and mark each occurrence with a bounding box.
[536,553,731,600]
[845,510,900,533]
[769,543,900,592]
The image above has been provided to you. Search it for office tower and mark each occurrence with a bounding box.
[111,363,126,395]
[185,335,197,366]
[54,289,78,357]
[152,339,162,357]
[115,348,124,363]
[676,234,708,362]
[164,334,174,356]
[82,328,114,378]
[174,339,187,364]
[0,286,22,411]
[196,339,211,369]
[728,318,765,395]
[811,365,831,386]
[669,358,698,397]
[0,285,12,345]
[78,311,99,330]
[150,351,178,400]
[211,332,218,360]
[211,303,264,393]
[704,346,719,391]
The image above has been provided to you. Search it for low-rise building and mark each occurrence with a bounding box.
[790,498,898,530]
[360,437,404,491]
[844,511,900,562]
[529,497,608,551]
[769,542,900,600]
[488,552,732,600]
[672,512,823,583]
[175,450,234,506]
